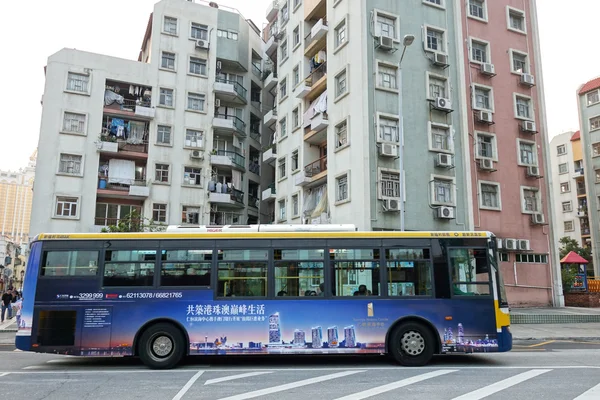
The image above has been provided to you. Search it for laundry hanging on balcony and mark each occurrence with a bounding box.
[104,90,124,106]
[107,159,135,185]
[231,170,242,189]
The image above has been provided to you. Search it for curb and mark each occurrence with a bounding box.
[513,336,600,341]
[0,329,17,333]
[510,315,600,324]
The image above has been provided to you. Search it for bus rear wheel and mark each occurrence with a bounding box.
[389,322,435,367]
[138,323,185,369]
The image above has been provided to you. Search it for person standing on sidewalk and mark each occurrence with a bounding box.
[1,289,13,322]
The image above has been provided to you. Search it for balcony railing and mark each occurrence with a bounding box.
[100,179,147,191]
[250,129,261,142]
[249,193,259,208]
[210,211,244,225]
[267,182,276,195]
[252,63,262,79]
[304,156,327,177]
[249,161,260,175]
[577,187,587,196]
[215,78,247,99]
[214,113,247,132]
[262,70,278,81]
[304,20,328,48]
[231,188,244,204]
[215,149,245,169]
[305,62,327,87]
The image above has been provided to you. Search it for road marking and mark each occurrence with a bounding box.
[573,383,600,399]
[216,370,364,400]
[450,369,552,400]
[527,340,555,348]
[0,372,10,377]
[332,369,457,400]
[172,370,204,400]
[205,371,274,385]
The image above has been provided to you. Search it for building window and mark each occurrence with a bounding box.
[335,119,348,148]
[58,154,82,175]
[62,112,86,133]
[159,88,174,107]
[182,206,200,224]
[511,50,528,74]
[187,92,205,112]
[55,196,79,218]
[189,57,207,75]
[279,117,287,138]
[564,221,574,232]
[335,19,347,48]
[293,65,300,86]
[470,39,489,63]
[480,182,501,210]
[280,40,288,60]
[587,91,600,106]
[521,187,539,213]
[292,107,300,128]
[426,27,445,52]
[292,194,299,217]
[473,85,493,111]
[562,201,572,212]
[476,133,495,159]
[293,0,302,8]
[596,169,600,182]
[279,78,287,99]
[163,16,178,35]
[278,158,286,180]
[335,69,347,98]
[557,144,566,155]
[427,74,447,99]
[376,13,397,39]
[185,129,203,148]
[153,203,167,223]
[217,29,238,40]
[293,26,300,47]
[430,123,452,152]
[161,52,176,70]
[515,254,548,264]
[558,163,568,174]
[424,0,443,7]
[278,199,287,221]
[518,140,536,165]
[378,63,397,90]
[433,178,454,205]
[336,173,349,202]
[378,116,399,142]
[291,150,299,171]
[66,72,89,93]
[590,117,600,131]
[157,125,172,144]
[155,164,170,183]
[508,7,526,33]
[560,182,570,193]
[515,95,532,119]
[469,0,486,20]
[499,253,509,262]
[183,167,202,186]
[191,23,208,40]
[380,170,400,198]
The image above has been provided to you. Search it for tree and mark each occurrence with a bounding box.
[101,210,166,233]
[558,236,592,292]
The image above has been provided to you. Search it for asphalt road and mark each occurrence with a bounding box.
[1,334,600,400]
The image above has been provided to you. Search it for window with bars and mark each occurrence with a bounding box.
[155,164,170,183]
[558,163,568,174]
[157,125,172,144]
[183,167,202,186]
[335,70,347,98]
[564,221,574,232]
[187,93,205,111]
[163,16,177,34]
[62,112,86,133]
[378,116,399,142]
[66,72,89,93]
[159,88,174,107]
[426,28,444,52]
[292,107,300,128]
[480,183,500,209]
[278,199,287,221]
[590,117,600,131]
[182,206,200,224]
[336,174,349,202]
[291,151,299,171]
[509,9,525,32]
[153,203,167,223]
[378,64,397,89]
[515,254,548,264]
[279,117,287,138]
[55,196,79,218]
[189,57,207,75]
[161,52,176,70]
[587,91,600,106]
[512,52,528,73]
[380,171,400,198]
[293,65,300,86]
[477,134,494,158]
[58,154,82,175]
[279,78,287,98]
[515,96,532,119]
[190,23,208,40]
[281,40,288,60]
[557,144,566,155]
[431,125,451,152]
[474,86,492,110]
[562,201,572,212]
[433,179,453,204]
[293,26,300,47]
[185,130,203,148]
[522,189,538,212]
[336,120,348,148]
[428,75,447,99]
[519,141,536,165]
[278,158,286,179]
[471,40,488,63]
[377,14,396,38]
[335,19,347,48]
[469,0,485,19]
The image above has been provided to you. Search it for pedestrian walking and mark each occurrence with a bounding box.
[1,289,13,322]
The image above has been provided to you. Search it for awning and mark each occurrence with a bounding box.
[560,251,589,264]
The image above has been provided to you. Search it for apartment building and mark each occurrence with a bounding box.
[262,0,557,306]
[576,77,600,276]
[30,0,267,235]
[549,131,590,252]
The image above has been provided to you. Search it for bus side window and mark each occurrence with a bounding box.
[103,250,155,287]
[449,248,491,296]
[329,249,380,297]
[273,248,325,297]
[385,248,433,296]
[160,249,212,287]
[41,251,99,277]
[216,249,268,298]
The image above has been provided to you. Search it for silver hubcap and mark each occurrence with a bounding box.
[152,335,173,358]
[401,330,425,356]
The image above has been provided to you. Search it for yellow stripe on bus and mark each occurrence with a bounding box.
[494,300,511,330]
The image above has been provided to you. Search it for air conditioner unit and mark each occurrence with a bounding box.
[480,63,495,75]
[531,213,545,225]
[190,150,203,159]
[504,238,517,251]
[478,110,493,123]
[527,165,541,177]
[522,120,536,132]
[436,206,455,219]
[479,158,495,171]
[434,52,449,67]
[215,99,221,107]
[383,198,401,212]
[521,73,535,86]
[379,143,398,157]
[435,97,452,111]
[195,39,209,49]
[377,35,394,51]
[518,239,531,251]
[436,153,453,168]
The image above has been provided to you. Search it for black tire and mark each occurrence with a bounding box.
[388,322,435,366]
[138,322,185,369]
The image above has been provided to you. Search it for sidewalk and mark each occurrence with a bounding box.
[510,306,600,324]
[0,318,17,333]
[511,323,600,341]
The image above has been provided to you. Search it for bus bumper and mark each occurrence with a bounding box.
[498,326,512,352]
[15,335,31,352]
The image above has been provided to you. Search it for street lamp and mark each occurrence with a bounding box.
[398,34,414,231]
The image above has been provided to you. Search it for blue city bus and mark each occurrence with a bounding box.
[16,224,511,369]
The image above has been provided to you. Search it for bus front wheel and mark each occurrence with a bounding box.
[138,323,185,369]
[389,322,435,367]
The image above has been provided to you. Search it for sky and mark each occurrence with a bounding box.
[0,0,597,171]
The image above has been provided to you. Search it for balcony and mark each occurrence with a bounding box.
[208,189,245,208]
[304,19,328,58]
[214,78,247,105]
[310,112,329,132]
[210,150,246,171]
[573,168,585,179]
[249,160,260,175]
[265,0,280,22]
[296,156,327,187]
[304,0,326,22]
[263,145,277,163]
[250,128,261,143]
[248,193,260,209]
[97,178,149,198]
[210,211,245,225]
[98,137,149,159]
[262,183,277,201]
[304,62,327,102]
[252,63,262,81]
[213,114,247,137]
[264,108,278,126]
[577,208,588,218]
[265,31,279,58]
[577,186,587,196]
[263,70,279,92]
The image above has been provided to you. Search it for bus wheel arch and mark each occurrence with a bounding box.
[385,316,440,366]
[134,319,189,369]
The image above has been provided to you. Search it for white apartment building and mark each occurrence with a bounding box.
[30,0,268,235]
